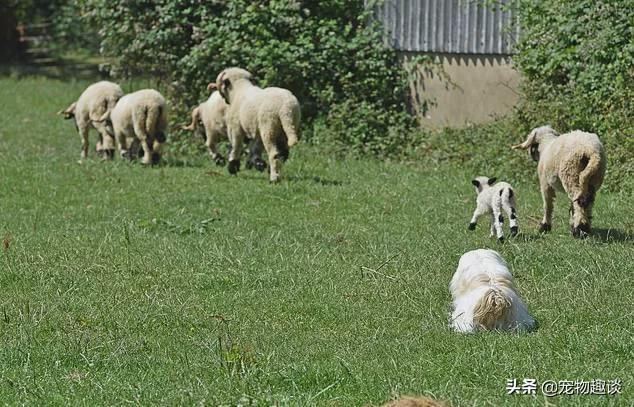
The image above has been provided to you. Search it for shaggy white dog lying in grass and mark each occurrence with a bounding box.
[450,249,536,333]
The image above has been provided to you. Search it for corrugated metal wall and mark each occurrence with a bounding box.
[371,0,520,54]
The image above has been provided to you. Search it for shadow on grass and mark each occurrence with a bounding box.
[513,232,545,242]
[590,228,634,243]
[287,175,344,186]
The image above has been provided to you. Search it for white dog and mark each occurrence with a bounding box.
[450,249,536,333]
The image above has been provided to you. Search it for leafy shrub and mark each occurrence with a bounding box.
[513,0,634,191]
[68,0,422,155]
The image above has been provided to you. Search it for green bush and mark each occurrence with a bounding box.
[68,0,421,156]
[513,0,634,191]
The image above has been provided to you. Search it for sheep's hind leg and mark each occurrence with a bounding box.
[571,187,595,237]
[504,204,519,237]
[468,206,487,231]
[227,130,245,175]
[539,185,555,232]
[245,138,266,172]
[78,125,90,161]
[206,131,225,166]
[493,210,505,242]
[261,131,282,183]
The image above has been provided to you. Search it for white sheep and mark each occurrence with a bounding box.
[512,125,606,237]
[450,249,536,333]
[182,91,266,170]
[468,176,519,241]
[208,67,300,182]
[104,89,168,165]
[58,81,123,160]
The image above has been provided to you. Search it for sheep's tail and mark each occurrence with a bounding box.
[280,100,300,148]
[473,287,512,331]
[145,104,161,135]
[94,96,120,123]
[182,107,200,131]
[576,151,605,207]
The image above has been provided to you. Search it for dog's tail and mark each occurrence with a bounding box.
[473,287,512,331]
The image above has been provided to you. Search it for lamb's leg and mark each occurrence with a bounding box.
[139,138,154,165]
[206,130,225,166]
[227,129,244,175]
[493,209,505,242]
[468,205,487,230]
[490,215,496,237]
[261,130,282,183]
[78,124,90,161]
[246,138,266,172]
[116,129,132,160]
[571,185,595,237]
[539,185,555,232]
[98,129,115,160]
[503,202,519,237]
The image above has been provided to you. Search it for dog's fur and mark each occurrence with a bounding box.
[450,249,536,333]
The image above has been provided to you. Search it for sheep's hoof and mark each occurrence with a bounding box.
[155,132,167,143]
[510,226,519,237]
[498,236,505,243]
[254,158,267,172]
[228,160,240,175]
[572,223,590,238]
[151,152,161,164]
[468,223,476,231]
[213,155,226,166]
[102,149,115,160]
[269,176,280,184]
[538,223,551,233]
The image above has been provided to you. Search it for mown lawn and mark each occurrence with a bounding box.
[0,76,632,406]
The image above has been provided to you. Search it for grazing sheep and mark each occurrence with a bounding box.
[381,396,447,407]
[58,81,123,160]
[468,176,519,242]
[182,91,266,170]
[450,249,536,333]
[208,67,301,182]
[104,89,168,165]
[512,125,606,237]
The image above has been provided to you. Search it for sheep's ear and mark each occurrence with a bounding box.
[487,177,497,185]
[471,180,480,187]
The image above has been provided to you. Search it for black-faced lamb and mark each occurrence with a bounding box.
[208,67,300,182]
[512,125,606,237]
[58,81,123,161]
[468,176,519,242]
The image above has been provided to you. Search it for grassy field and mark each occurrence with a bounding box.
[0,76,632,406]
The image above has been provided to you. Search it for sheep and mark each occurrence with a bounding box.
[104,89,168,165]
[512,125,606,237]
[468,176,519,242]
[181,91,266,170]
[208,67,301,182]
[58,81,123,161]
[450,249,536,333]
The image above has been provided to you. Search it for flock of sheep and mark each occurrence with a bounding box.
[59,67,300,182]
[58,68,608,393]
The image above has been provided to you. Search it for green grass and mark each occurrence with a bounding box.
[0,76,632,406]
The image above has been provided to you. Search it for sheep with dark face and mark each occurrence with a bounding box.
[58,81,123,161]
[182,91,266,170]
[208,67,300,182]
[104,89,168,165]
[468,176,519,242]
[512,125,606,237]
